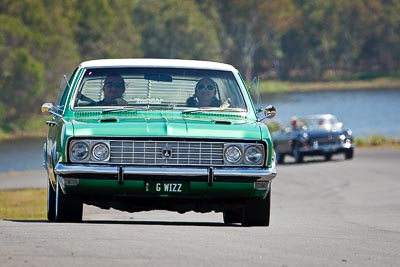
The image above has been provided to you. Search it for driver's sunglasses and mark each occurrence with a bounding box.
[104,81,124,89]
[197,84,215,91]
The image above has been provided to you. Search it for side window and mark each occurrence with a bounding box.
[55,68,79,108]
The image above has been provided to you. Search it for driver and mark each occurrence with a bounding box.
[97,74,128,106]
[187,77,220,107]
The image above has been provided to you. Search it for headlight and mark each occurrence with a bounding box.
[92,142,110,161]
[301,133,309,142]
[69,140,110,163]
[244,146,263,164]
[70,141,89,161]
[224,143,265,165]
[224,145,242,164]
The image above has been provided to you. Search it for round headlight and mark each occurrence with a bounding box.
[244,146,263,165]
[71,142,89,161]
[92,143,110,161]
[225,146,242,164]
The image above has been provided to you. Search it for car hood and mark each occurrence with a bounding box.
[68,113,263,140]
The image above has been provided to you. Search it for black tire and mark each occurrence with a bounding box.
[293,144,304,163]
[47,180,56,221]
[55,180,83,222]
[242,190,271,227]
[324,153,332,161]
[345,148,354,160]
[275,149,285,164]
[223,208,243,224]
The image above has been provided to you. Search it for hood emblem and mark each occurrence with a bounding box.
[162,145,173,159]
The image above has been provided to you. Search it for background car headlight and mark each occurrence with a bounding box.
[225,145,242,164]
[92,143,110,161]
[244,146,264,164]
[71,141,89,161]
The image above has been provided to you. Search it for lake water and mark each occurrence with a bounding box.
[0,88,399,173]
[265,88,400,138]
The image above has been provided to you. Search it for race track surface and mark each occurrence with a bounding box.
[1,148,399,266]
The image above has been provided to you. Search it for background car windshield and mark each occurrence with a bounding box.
[301,116,339,130]
[74,68,247,110]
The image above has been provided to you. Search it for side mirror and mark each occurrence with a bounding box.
[41,102,54,114]
[41,103,62,118]
[263,105,277,119]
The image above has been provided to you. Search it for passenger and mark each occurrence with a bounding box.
[97,74,128,106]
[187,77,221,107]
[290,116,302,130]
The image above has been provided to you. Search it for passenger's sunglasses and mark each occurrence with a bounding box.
[197,84,215,91]
[104,81,124,89]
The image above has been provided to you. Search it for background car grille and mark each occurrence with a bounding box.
[109,140,225,166]
[312,137,339,145]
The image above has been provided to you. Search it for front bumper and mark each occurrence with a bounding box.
[299,141,354,155]
[54,163,277,183]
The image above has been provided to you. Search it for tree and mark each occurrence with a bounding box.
[132,0,221,60]
[74,0,141,60]
[213,0,297,81]
[0,14,45,121]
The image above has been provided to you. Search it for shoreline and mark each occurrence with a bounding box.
[1,79,399,142]
[259,79,400,93]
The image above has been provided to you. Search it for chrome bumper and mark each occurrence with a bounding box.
[299,141,354,153]
[54,163,277,182]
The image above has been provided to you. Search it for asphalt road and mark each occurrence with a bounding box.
[1,148,399,267]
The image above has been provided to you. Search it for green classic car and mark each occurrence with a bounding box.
[41,59,277,226]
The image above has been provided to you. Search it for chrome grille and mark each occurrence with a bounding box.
[313,137,339,145]
[109,140,225,166]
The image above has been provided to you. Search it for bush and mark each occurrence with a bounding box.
[266,121,282,133]
[355,135,399,147]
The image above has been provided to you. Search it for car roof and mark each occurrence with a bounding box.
[79,58,237,72]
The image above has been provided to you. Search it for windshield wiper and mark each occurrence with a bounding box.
[182,107,246,114]
[101,106,139,114]
[101,105,178,114]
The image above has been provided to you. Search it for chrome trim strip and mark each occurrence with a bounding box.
[54,163,277,181]
[299,142,354,153]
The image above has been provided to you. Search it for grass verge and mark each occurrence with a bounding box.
[354,135,400,148]
[0,189,46,220]
[0,116,48,141]
[0,137,398,221]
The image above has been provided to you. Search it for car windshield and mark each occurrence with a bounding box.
[72,67,247,112]
[300,116,339,130]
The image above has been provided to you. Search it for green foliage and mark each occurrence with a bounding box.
[0,48,44,119]
[132,0,220,60]
[266,121,282,133]
[0,0,399,135]
[355,135,399,147]
[75,0,141,59]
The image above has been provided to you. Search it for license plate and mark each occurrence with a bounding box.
[145,181,188,193]
[322,144,336,152]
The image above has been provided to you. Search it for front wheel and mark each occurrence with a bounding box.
[275,149,285,164]
[242,190,271,226]
[345,148,354,160]
[293,144,304,163]
[223,208,242,224]
[47,180,56,221]
[324,153,332,161]
[55,180,83,222]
